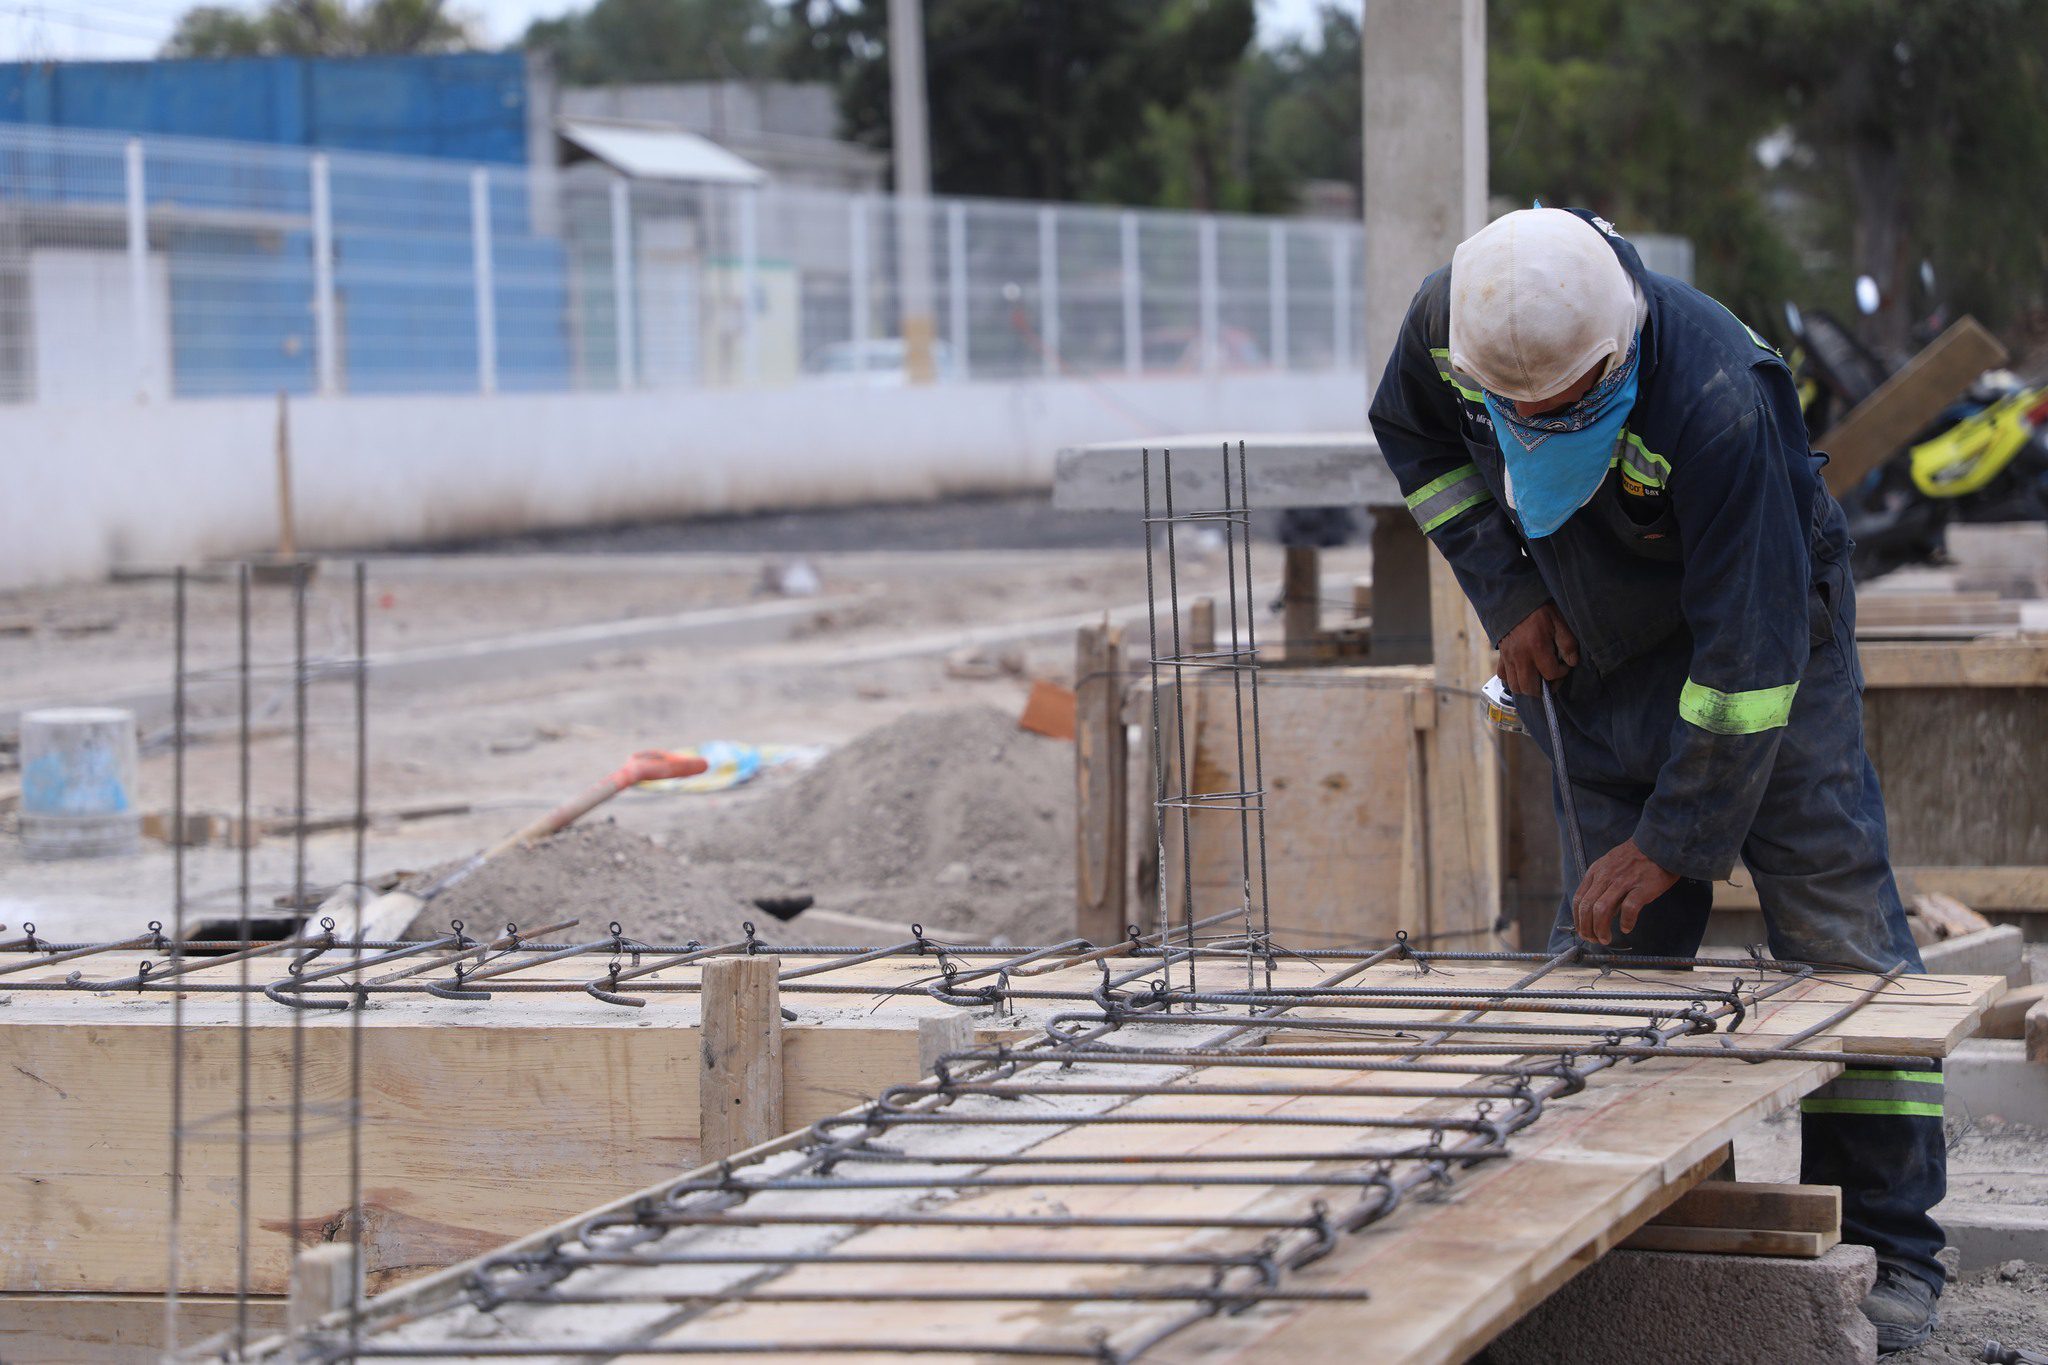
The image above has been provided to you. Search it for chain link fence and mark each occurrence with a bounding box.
[0,123,1366,404]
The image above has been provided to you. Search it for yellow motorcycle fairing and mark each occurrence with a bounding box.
[1908,388,2045,499]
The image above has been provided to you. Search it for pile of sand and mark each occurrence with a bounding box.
[678,704,1074,944]
[404,705,1077,947]
[405,822,762,946]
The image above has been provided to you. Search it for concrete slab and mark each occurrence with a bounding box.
[1051,432,1401,511]
[1948,1040,2048,1128]
[1923,925,2032,989]
[1937,1202,2048,1272]
[1485,1243,1878,1365]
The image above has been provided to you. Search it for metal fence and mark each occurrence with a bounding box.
[0,122,1366,404]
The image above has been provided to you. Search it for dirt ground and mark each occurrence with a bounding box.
[1897,1259,2048,1362]
[2,500,1351,947]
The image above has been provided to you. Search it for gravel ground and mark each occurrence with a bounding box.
[1897,1259,2048,1363]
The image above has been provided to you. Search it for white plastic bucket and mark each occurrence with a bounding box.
[18,707,141,859]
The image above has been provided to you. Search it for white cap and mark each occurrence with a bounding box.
[1448,208,1639,404]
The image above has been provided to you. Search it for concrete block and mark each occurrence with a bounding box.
[1937,1202,2048,1272]
[1921,925,2029,990]
[1948,1040,2048,1128]
[1051,433,1400,511]
[1485,1242,1876,1365]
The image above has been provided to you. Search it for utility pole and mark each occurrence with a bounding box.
[889,0,937,383]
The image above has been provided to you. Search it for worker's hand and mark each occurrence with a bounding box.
[1573,838,1679,946]
[1497,602,1579,696]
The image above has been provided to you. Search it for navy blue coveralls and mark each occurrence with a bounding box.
[1367,212,1946,1292]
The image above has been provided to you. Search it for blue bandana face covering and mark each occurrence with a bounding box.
[1482,332,1642,538]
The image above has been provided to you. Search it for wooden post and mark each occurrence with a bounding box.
[287,1243,356,1336]
[1188,596,1216,657]
[700,956,784,1160]
[1368,508,1433,665]
[1075,622,1128,944]
[274,390,296,561]
[918,1014,973,1077]
[1281,545,1322,663]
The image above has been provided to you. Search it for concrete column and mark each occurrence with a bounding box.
[610,177,636,390]
[1362,0,1497,943]
[888,0,937,382]
[1362,0,1488,381]
[1120,211,1142,376]
[310,154,338,395]
[123,138,152,402]
[469,167,497,395]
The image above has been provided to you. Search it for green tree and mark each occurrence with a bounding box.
[525,0,789,85]
[1244,5,1361,207]
[1486,0,2048,348]
[781,0,1276,209]
[163,0,473,56]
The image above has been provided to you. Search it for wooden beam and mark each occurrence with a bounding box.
[0,1293,286,1362]
[1074,622,1129,945]
[1717,865,2048,913]
[1820,316,2009,494]
[1859,639,2048,688]
[699,956,785,1162]
[1642,1180,1839,1235]
[1620,1226,1837,1258]
[1427,554,1502,945]
[1281,546,1323,663]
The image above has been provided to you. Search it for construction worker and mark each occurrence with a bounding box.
[1368,207,1945,1352]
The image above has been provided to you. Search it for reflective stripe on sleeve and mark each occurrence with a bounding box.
[1616,431,1671,489]
[1677,678,1799,735]
[1801,1067,1944,1118]
[1405,463,1492,532]
[1428,347,1485,402]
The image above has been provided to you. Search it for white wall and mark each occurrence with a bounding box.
[0,369,1365,587]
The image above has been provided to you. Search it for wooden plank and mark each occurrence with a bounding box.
[1859,639,2048,688]
[1717,865,2048,913]
[1165,668,1429,945]
[1644,1180,1839,1235]
[1427,550,1502,945]
[0,1293,286,1363]
[1820,316,2009,494]
[1183,1052,1837,1365]
[1074,622,1128,944]
[209,960,2002,1362]
[1620,1225,1837,1258]
[1857,593,2021,629]
[1865,685,2048,866]
[699,955,784,1161]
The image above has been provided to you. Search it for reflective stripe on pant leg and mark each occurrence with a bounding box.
[1801,1060,1947,1289]
[1802,1067,1944,1118]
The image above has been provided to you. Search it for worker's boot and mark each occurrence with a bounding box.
[1862,1260,1938,1354]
